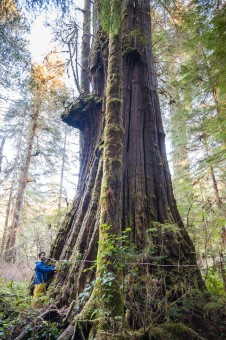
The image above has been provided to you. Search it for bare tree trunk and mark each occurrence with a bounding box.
[199,182,211,279]
[1,176,16,256]
[58,125,68,212]
[209,165,222,208]
[219,227,226,291]
[219,252,226,292]
[1,118,25,256]
[4,109,39,263]
[81,0,91,93]
[170,102,190,183]
[202,135,222,208]
[0,136,6,174]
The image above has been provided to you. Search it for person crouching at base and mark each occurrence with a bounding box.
[33,251,55,299]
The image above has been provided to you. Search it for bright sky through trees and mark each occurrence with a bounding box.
[29,15,54,63]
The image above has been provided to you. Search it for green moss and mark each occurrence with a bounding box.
[61,93,102,130]
[147,323,204,340]
[87,319,101,339]
[107,157,122,165]
[129,28,146,41]
[106,97,122,104]
[69,94,101,113]
[99,0,123,36]
[105,123,124,134]
[82,299,99,320]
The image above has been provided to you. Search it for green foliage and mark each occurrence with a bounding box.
[27,321,59,339]
[98,224,134,268]
[151,0,226,294]
[148,221,178,234]
[23,0,73,13]
[0,278,31,311]
[0,278,60,339]
[59,260,71,270]
[205,269,225,296]
[96,225,134,306]
[0,279,32,337]
[77,281,95,306]
[96,271,117,304]
[168,288,225,338]
[99,0,123,35]
[180,1,226,148]
[0,0,30,97]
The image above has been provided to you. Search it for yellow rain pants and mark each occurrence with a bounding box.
[33,283,46,298]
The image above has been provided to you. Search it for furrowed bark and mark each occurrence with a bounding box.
[46,0,208,338]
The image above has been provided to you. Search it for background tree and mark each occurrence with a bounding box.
[1,56,72,262]
[150,0,225,291]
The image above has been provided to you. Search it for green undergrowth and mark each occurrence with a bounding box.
[0,279,31,336]
[0,278,59,339]
[168,289,226,339]
[205,268,225,296]
[1,250,225,339]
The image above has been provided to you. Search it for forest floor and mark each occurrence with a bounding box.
[0,262,226,339]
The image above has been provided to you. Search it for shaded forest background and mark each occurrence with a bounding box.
[0,0,225,338]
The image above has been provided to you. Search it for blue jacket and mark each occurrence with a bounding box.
[34,261,55,285]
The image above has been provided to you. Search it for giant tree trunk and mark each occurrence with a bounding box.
[48,0,205,338]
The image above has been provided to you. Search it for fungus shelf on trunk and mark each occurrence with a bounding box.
[61,94,102,131]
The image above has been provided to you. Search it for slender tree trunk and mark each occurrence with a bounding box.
[1,178,15,256]
[219,252,226,292]
[0,136,6,174]
[210,165,222,208]
[202,135,222,208]
[171,102,190,184]
[1,118,25,256]
[219,227,226,291]
[4,109,39,263]
[199,183,211,279]
[58,125,68,212]
[81,0,91,93]
[169,88,193,233]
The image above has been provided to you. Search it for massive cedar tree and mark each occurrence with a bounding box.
[48,0,205,338]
